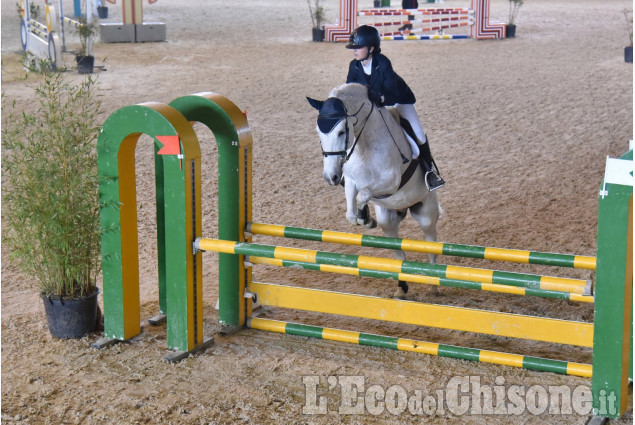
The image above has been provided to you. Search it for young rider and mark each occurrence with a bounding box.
[345,25,445,191]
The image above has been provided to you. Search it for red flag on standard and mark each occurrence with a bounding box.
[156,135,181,155]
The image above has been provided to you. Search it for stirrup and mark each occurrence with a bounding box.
[425,170,445,191]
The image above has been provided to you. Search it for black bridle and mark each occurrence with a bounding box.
[315,94,417,197]
[318,98,374,162]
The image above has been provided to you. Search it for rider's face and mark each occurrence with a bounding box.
[353,46,373,61]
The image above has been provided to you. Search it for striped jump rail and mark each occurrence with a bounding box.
[196,238,590,295]
[248,317,592,378]
[246,222,597,271]
[248,256,593,303]
[382,23,471,37]
[62,16,82,29]
[28,18,49,37]
[382,34,469,40]
[370,16,469,27]
[358,8,471,16]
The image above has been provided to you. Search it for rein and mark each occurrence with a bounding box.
[345,103,374,162]
[378,108,409,164]
[342,102,418,199]
[314,91,422,203]
[341,102,417,195]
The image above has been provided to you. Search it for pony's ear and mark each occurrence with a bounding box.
[306,97,324,111]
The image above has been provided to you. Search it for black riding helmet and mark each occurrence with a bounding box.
[345,25,381,54]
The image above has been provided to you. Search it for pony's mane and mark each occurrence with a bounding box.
[329,83,369,108]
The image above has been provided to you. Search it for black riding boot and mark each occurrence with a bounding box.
[418,138,445,191]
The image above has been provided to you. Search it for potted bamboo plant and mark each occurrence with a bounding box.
[307,0,326,42]
[623,9,633,63]
[75,16,97,73]
[506,0,524,38]
[2,66,103,339]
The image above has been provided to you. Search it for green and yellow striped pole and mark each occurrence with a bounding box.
[248,256,593,303]
[248,317,592,378]
[195,238,590,294]
[247,222,596,270]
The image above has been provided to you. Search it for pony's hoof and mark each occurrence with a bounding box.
[394,287,407,300]
[356,204,371,226]
[431,286,442,296]
[356,216,377,227]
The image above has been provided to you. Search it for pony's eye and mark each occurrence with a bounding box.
[338,130,345,138]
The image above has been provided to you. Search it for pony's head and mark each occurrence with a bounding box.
[307,83,372,186]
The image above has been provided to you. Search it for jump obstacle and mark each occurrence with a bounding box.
[19,0,165,69]
[19,0,98,70]
[324,0,505,42]
[94,93,632,420]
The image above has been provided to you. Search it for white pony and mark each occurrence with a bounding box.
[307,83,441,299]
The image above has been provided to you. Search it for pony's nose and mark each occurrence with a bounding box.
[331,175,340,186]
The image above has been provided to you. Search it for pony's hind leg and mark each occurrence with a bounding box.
[375,206,409,299]
[409,197,440,264]
[409,196,441,295]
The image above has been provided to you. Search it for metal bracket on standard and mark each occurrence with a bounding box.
[193,237,202,255]
[244,290,257,303]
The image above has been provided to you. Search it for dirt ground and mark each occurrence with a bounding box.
[1,0,633,423]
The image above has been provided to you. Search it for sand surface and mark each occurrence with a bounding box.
[1,0,633,423]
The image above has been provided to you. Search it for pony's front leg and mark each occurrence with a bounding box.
[356,188,377,228]
[345,179,359,225]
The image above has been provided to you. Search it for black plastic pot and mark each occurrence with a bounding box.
[76,55,95,74]
[312,28,325,42]
[97,6,108,19]
[506,24,516,38]
[625,46,633,63]
[42,289,100,339]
